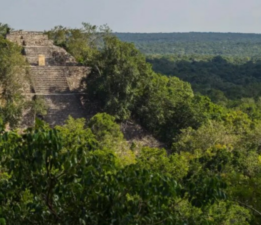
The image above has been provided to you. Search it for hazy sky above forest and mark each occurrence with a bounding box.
[0,0,261,33]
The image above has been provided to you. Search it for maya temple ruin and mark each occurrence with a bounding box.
[6,31,91,127]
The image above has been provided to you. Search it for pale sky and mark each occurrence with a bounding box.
[0,0,261,33]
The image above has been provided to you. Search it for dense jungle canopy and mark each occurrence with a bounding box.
[0,23,261,224]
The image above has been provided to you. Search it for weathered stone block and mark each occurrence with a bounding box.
[38,55,45,66]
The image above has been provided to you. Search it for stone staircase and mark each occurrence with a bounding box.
[43,95,85,126]
[7,31,53,46]
[24,46,77,66]
[7,31,89,126]
[30,67,70,93]
[25,46,54,57]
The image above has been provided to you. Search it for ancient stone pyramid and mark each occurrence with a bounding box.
[6,31,90,127]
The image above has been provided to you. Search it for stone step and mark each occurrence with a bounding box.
[31,72,69,76]
[24,46,77,66]
[29,66,81,70]
[33,88,69,93]
[30,73,69,79]
[24,47,55,57]
[30,67,70,93]
[42,95,85,126]
[32,85,69,93]
[27,58,59,66]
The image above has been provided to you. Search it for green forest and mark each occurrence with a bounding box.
[1,23,261,224]
[118,32,261,112]
[147,55,261,101]
[116,32,261,57]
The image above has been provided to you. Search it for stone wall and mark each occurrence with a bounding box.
[6,31,53,46]
[28,66,89,93]
[24,46,78,66]
[65,67,90,92]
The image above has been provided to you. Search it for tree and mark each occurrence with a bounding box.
[46,23,111,64]
[87,36,154,120]
[0,37,28,127]
[0,23,11,37]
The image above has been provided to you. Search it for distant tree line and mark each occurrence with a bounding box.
[116,32,261,57]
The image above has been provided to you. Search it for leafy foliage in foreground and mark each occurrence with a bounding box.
[0,116,254,225]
